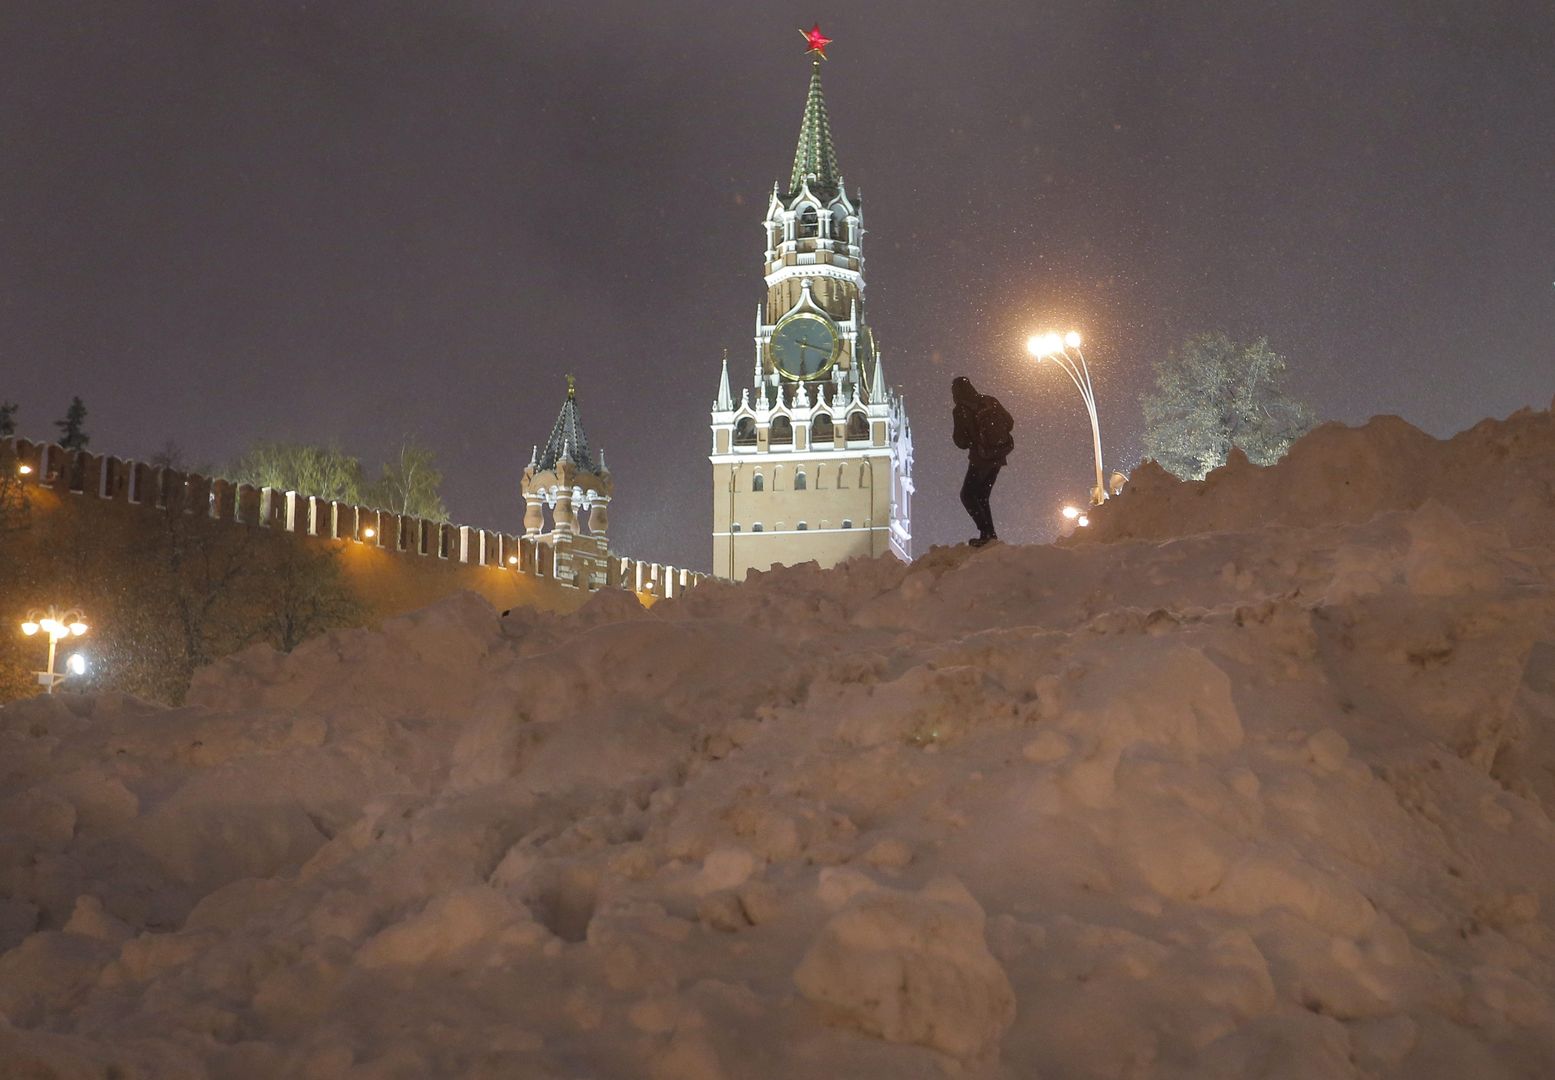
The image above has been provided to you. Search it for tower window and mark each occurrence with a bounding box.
[731,523,741,533]
[752,523,764,532]
[797,522,808,531]
[811,415,833,442]
[769,416,794,444]
[842,519,853,529]
[794,472,807,490]
[798,206,819,238]
[734,417,757,446]
[752,473,765,492]
[846,412,869,441]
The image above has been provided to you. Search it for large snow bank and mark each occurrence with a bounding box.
[2,407,1554,1078]
[1087,400,1555,547]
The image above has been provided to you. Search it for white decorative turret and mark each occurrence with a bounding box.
[869,353,887,405]
[715,350,734,411]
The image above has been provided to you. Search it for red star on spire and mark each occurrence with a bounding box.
[799,23,833,60]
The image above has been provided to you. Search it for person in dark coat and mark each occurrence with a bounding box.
[951,376,1014,547]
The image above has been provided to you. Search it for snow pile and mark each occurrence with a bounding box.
[1088,401,1555,546]
[2,408,1555,1078]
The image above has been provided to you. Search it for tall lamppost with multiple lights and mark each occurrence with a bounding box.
[1027,330,1107,506]
[19,607,89,694]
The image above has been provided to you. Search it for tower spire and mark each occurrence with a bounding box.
[789,56,841,198]
[715,348,734,410]
[870,353,888,404]
[536,376,597,473]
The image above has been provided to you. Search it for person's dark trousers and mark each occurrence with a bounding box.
[960,460,1001,539]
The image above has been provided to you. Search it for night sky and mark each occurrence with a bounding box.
[3,2,1552,571]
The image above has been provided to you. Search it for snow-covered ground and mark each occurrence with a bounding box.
[3,407,1554,1078]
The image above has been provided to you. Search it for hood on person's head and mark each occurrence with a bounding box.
[951,376,978,405]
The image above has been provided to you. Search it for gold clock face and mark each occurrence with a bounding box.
[771,313,840,381]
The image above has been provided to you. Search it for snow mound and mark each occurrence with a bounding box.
[795,875,1015,1058]
[1088,403,1555,546]
[1,405,1554,1077]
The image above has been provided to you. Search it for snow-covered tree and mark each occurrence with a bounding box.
[227,441,365,504]
[367,438,448,522]
[1141,333,1316,480]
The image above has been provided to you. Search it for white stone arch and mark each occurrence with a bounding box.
[810,409,834,445]
[769,412,795,445]
[795,202,821,239]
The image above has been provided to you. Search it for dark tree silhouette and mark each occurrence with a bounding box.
[56,397,89,451]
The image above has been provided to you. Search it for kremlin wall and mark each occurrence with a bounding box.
[1,436,703,620]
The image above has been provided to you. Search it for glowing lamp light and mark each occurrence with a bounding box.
[1026,333,1063,359]
[1061,505,1082,521]
[17,464,33,475]
[1064,330,1083,348]
[362,527,376,539]
[1077,515,1090,527]
[507,555,519,566]
[20,607,90,694]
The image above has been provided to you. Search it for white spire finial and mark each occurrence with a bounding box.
[715,348,734,411]
[870,353,888,404]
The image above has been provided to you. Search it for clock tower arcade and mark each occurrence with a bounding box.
[709,37,913,579]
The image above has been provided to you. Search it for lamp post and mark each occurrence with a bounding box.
[1028,330,1107,506]
[19,607,89,694]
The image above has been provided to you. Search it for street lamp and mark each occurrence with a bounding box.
[1027,330,1107,506]
[19,606,89,694]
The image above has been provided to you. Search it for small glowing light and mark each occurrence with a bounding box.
[1064,330,1083,348]
[507,555,519,565]
[1025,334,1047,358]
[69,621,88,636]
[1061,505,1081,520]
[362,527,376,539]
[20,621,39,636]
[66,654,86,676]
[40,618,60,636]
[1077,515,1090,527]
[17,464,32,475]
